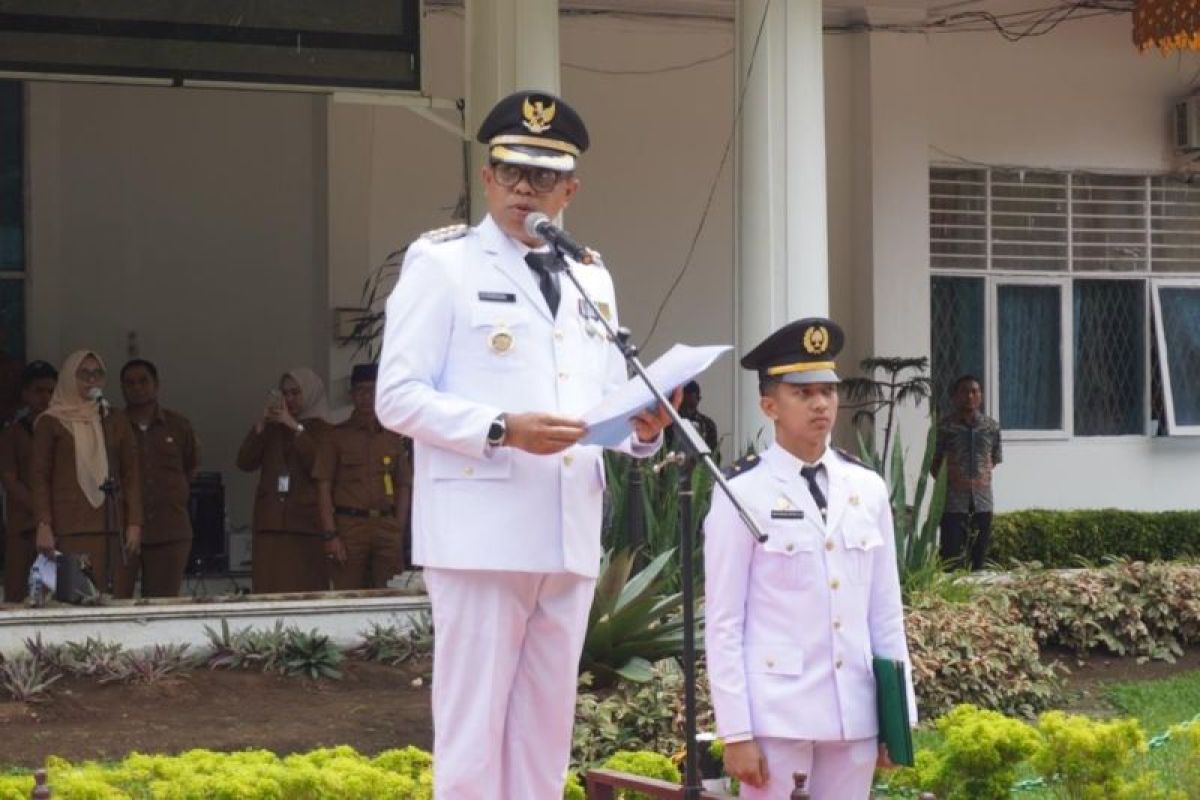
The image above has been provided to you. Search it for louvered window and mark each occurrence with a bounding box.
[930,166,1200,437]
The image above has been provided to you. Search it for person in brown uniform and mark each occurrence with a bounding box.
[316,363,412,590]
[31,350,143,597]
[237,367,332,594]
[0,360,57,602]
[120,359,200,598]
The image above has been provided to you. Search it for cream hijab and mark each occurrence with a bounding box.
[43,350,109,509]
[283,367,331,422]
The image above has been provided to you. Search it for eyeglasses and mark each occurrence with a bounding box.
[491,162,567,194]
[76,368,106,382]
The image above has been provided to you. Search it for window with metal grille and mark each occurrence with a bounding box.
[930,165,1200,438]
[930,276,985,412]
[1073,280,1145,435]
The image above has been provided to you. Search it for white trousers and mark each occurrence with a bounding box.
[738,737,879,800]
[425,567,596,800]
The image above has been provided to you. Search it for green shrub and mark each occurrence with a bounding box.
[602,751,681,800]
[1001,561,1200,661]
[1031,711,1168,800]
[990,509,1200,566]
[573,661,713,770]
[905,592,1063,718]
[889,704,1040,800]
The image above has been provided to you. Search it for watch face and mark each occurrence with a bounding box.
[488,420,505,443]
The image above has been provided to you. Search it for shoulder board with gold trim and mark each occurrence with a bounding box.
[420,224,469,244]
[834,447,871,471]
[722,452,762,479]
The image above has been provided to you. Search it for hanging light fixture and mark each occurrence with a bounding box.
[1134,0,1200,53]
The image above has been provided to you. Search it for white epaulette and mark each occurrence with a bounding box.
[421,224,469,244]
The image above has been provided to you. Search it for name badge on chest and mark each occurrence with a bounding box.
[770,509,805,520]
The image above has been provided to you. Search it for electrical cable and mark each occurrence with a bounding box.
[640,0,770,349]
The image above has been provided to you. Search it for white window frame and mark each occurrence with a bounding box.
[988,275,1072,440]
[1150,278,1200,435]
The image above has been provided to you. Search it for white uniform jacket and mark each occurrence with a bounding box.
[376,215,655,578]
[703,443,917,742]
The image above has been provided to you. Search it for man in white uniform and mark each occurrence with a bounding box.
[376,91,671,800]
[703,318,916,800]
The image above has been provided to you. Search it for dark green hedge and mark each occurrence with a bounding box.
[989,509,1200,566]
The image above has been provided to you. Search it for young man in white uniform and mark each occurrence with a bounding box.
[375,91,671,800]
[703,318,916,799]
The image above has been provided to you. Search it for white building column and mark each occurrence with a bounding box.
[465,0,560,221]
[734,0,830,449]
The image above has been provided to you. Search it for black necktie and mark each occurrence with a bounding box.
[524,251,561,316]
[800,464,828,521]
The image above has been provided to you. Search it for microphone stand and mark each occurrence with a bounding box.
[550,249,768,800]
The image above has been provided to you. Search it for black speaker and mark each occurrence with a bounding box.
[187,471,227,574]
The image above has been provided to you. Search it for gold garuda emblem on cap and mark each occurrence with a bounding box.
[803,325,829,355]
[522,97,556,134]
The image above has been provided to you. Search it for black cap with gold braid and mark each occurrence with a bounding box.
[476,90,589,172]
[741,317,845,385]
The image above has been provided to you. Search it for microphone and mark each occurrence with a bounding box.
[524,212,595,265]
[88,386,111,418]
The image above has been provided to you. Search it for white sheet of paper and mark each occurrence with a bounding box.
[581,343,732,447]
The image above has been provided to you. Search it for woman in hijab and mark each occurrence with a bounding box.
[31,350,143,598]
[237,367,333,594]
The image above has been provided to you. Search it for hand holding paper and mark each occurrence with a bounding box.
[581,344,732,447]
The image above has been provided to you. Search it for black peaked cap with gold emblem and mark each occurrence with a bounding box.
[741,317,845,385]
[476,90,589,172]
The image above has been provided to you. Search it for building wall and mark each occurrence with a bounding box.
[27,83,329,544]
[827,9,1200,512]
[23,6,1200,529]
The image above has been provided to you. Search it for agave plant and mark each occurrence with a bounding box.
[0,652,62,703]
[283,628,344,680]
[102,644,195,685]
[581,548,701,688]
[858,420,949,598]
[204,619,291,672]
[354,612,434,666]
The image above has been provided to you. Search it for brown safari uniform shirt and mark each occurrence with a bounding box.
[0,416,37,601]
[131,407,199,544]
[237,418,331,593]
[30,411,144,597]
[314,412,412,588]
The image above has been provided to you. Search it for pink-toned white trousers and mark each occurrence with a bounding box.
[425,567,596,800]
[738,736,879,800]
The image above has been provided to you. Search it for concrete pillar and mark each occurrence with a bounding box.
[465,0,560,221]
[734,0,830,449]
[861,10,933,467]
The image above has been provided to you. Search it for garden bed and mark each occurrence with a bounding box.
[0,657,433,769]
[5,647,1200,772]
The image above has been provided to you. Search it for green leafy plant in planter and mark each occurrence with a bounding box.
[842,356,948,597]
[581,548,699,686]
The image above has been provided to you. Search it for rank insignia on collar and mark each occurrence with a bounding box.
[849,494,861,506]
[774,496,792,511]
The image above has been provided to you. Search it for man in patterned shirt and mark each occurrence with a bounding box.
[931,374,1002,570]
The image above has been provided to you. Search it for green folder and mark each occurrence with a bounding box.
[873,656,915,767]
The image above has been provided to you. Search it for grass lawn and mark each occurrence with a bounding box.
[884,669,1200,798]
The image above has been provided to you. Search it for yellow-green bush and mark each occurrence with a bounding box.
[888,704,1040,800]
[601,750,681,800]
[0,747,604,799]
